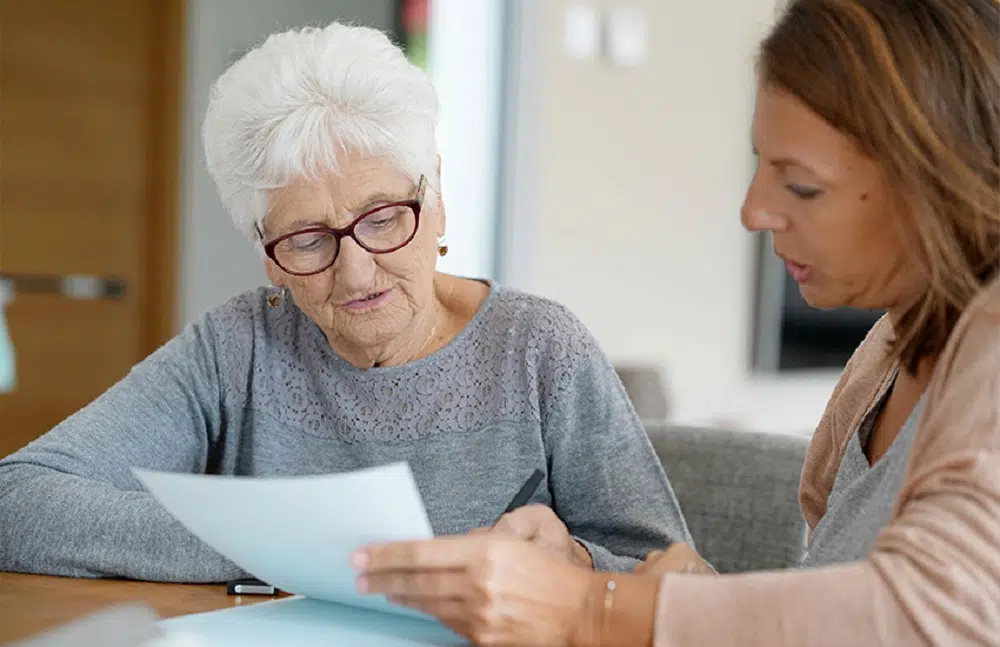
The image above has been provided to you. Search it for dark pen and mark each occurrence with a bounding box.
[494,468,545,524]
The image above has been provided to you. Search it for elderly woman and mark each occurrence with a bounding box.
[354,0,1000,645]
[0,23,691,580]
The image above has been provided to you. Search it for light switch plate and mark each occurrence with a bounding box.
[563,5,601,60]
[606,7,647,67]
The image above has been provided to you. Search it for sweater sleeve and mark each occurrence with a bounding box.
[0,316,245,582]
[539,310,693,573]
[651,289,1000,647]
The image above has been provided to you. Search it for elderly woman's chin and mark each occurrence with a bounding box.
[338,309,414,348]
[314,290,415,349]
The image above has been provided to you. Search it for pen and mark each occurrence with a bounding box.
[226,577,279,596]
[495,468,545,524]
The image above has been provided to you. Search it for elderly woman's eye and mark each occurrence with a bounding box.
[367,211,399,228]
[288,233,327,252]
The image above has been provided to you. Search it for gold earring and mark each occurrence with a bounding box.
[267,286,287,308]
[437,236,448,257]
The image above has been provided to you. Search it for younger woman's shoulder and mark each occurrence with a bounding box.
[936,278,1000,386]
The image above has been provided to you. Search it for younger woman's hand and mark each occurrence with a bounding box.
[353,534,594,647]
[634,543,717,578]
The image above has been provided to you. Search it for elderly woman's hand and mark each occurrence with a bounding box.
[353,535,593,647]
[634,542,717,578]
[488,504,593,569]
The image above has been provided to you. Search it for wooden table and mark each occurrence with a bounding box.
[0,572,277,643]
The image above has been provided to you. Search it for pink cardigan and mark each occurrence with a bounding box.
[654,279,1000,646]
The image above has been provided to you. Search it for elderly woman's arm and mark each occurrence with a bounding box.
[539,321,692,571]
[0,318,243,581]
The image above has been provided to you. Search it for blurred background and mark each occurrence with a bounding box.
[0,0,883,457]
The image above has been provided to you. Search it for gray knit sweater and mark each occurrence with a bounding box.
[0,283,690,581]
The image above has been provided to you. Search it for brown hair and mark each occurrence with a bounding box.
[759,0,1000,373]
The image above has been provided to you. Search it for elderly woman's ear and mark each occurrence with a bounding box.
[263,260,283,288]
[263,260,289,307]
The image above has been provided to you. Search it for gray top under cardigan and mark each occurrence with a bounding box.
[803,372,924,568]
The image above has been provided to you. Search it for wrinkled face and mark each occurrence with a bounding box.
[263,151,443,349]
[741,84,923,312]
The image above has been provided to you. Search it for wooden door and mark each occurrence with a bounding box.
[0,0,183,457]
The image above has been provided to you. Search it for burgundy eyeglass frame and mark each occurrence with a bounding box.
[257,175,427,277]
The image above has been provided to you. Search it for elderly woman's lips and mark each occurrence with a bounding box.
[343,290,392,311]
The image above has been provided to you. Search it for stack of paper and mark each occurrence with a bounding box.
[134,463,467,646]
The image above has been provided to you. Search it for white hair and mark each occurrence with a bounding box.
[202,22,440,242]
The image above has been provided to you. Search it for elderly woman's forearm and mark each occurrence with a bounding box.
[0,465,242,581]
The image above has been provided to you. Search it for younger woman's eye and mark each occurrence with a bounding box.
[787,184,823,200]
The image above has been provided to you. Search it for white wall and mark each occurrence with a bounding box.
[176,0,395,327]
[504,0,838,435]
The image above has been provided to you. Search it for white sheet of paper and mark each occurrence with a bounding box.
[133,463,433,617]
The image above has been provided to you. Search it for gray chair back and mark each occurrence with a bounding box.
[646,424,809,574]
[614,363,669,421]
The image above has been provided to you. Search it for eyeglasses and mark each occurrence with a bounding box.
[258,176,427,276]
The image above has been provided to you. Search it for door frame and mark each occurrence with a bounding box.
[142,0,185,354]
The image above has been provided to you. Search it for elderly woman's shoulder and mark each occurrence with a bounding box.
[484,287,600,356]
[194,287,286,328]
[135,287,297,393]
[183,287,303,351]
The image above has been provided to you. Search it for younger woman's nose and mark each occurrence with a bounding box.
[741,203,789,232]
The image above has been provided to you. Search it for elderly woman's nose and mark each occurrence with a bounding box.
[334,237,377,278]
